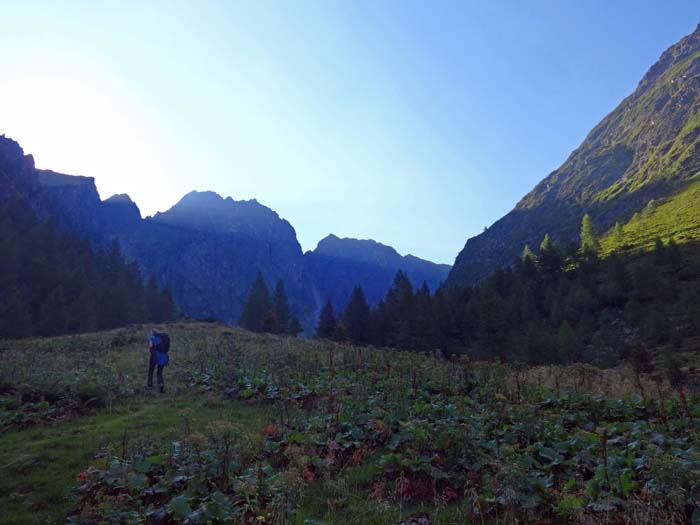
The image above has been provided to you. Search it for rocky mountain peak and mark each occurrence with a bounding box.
[176,190,224,207]
[152,190,283,230]
[0,134,24,164]
[635,22,700,96]
[105,193,136,204]
[0,135,39,202]
[103,193,142,228]
[313,235,400,265]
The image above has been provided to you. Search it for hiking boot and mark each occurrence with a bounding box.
[158,385,165,394]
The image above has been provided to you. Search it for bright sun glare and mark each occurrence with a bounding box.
[1,71,171,216]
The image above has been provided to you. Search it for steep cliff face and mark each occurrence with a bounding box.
[306,234,451,314]
[36,170,114,240]
[0,135,39,205]
[448,24,700,285]
[32,170,143,244]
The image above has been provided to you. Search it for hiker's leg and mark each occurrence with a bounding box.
[157,364,164,388]
[147,353,156,387]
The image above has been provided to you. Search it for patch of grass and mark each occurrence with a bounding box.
[2,323,699,524]
[0,395,273,525]
[296,479,479,525]
[601,179,700,253]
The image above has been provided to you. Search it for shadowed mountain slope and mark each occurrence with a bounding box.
[305,234,451,314]
[0,137,449,330]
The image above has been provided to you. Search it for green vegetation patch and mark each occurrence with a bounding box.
[0,395,272,525]
[2,323,700,524]
[601,179,700,253]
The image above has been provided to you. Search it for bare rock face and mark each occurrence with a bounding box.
[0,135,39,204]
[448,23,700,286]
[126,191,317,326]
[36,170,111,239]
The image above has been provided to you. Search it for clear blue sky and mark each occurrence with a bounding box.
[1,1,699,264]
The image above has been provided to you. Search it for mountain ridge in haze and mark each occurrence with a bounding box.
[0,139,449,331]
[306,233,450,314]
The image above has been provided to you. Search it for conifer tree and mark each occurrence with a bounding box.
[342,285,371,345]
[538,234,563,276]
[123,261,148,323]
[269,280,302,336]
[97,276,129,330]
[653,237,667,266]
[666,238,683,269]
[273,280,291,334]
[145,274,172,322]
[104,239,125,284]
[332,320,348,342]
[145,274,159,319]
[315,299,337,339]
[239,272,272,333]
[612,221,624,249]
[70,286,98,333]
[287,315,303,336]
[384,271,415,348]
[601,254,631,307]
[269,279,300,335]
[539,234,553,253]
[37,286,68,336]
[0,203,175,339]
[262,310,279,333]
[157,286,176,323]
[643,306,670,344]
[0,289,32,338]
[413,281,438,351]
[518,245,538,280]
[0,223,19,292]
[557,321,578,362]
[631,261,657,303]
[370,299,390,346]
[608,254,631,292]
[580,213,600,256]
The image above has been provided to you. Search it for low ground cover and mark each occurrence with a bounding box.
[1,323,698,524]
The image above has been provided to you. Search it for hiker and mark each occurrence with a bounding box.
[147,329,170,393]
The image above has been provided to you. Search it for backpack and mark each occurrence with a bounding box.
[158,332,171,353]
[156,349,170,366]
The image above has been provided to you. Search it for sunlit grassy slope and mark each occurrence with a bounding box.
[601,178,700,253]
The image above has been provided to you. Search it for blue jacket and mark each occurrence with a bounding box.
[149,335,169,366]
